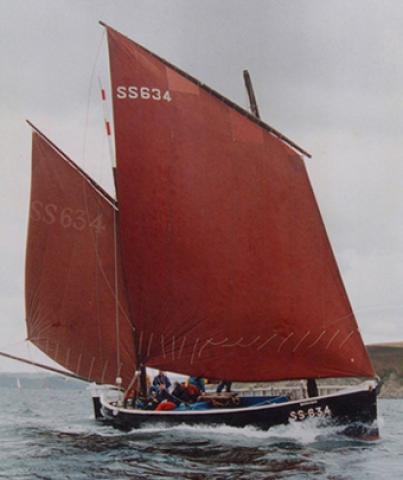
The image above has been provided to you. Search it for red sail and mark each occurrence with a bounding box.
[25,128,136,386]
[106,26,374,381]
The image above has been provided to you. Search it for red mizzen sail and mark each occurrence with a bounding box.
[105,25,374,381]
[25,128,135,386]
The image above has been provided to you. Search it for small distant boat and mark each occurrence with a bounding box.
[21,22,380,433]
[16,377,21,390]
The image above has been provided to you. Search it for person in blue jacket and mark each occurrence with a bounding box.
[152,370,172,392]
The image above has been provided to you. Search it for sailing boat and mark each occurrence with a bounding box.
[23,22,380,432]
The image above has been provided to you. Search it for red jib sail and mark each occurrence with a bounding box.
[105,25,374,381]
[25,128,136,386]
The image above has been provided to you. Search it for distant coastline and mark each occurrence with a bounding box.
[367,342,403,398]
[0,372,85,390]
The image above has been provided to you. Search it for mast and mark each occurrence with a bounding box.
[99,81,122,382]
[243,70,260,119]
[99,30,147,394]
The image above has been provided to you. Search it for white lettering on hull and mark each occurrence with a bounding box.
[289,405,332,421]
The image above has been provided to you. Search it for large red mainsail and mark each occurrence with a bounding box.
[105,25,374,381]
[25,128,136,386]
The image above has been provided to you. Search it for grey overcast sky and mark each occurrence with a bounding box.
[1,0,402,372]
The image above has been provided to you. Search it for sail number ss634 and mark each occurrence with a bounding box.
[116,86,172,102]
[289,405,332,421]
[30,201,105,234]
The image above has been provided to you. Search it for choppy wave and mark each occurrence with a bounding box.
[0,388,401,479]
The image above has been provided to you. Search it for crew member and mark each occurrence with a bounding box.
[152,370,172,392]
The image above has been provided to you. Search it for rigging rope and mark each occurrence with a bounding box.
[98,73,120,380]
[113,201,121,378]
[82,29,105,171]
[79,29,122,381]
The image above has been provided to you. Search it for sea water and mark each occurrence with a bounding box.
[0,387,402,479]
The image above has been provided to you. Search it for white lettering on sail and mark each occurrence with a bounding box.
[116,85,172,102]
[151,88,161,100]
[128,86,138,99]
[116,86,127,99]
[44,204,57,224]
[140,86,151,99]
[30,201,105,233]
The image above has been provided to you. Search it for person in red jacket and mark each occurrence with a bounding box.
[185,382,201,402]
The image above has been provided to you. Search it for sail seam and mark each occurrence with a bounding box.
[307,330,326,349]
[146,333,154,358]
[221,337,244,348]
[171,336,175,361]
[278,332,294,352]
[257,334,277,351]
[339,331,354,349]
[198,338,214,358]
[54,343,60,363]
[177,336,186,359]
[190,339,200,365]
[160,334,166,358]
[101,360,109,384]
[325,330,340,350]
[65,348,71,368]
[76,353,83,374]
[88,357,95,379]
[242,336,261,348]
[292,330,311,352]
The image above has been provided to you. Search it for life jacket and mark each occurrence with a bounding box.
[156,400,177,411]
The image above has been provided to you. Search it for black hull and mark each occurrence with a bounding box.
[97,384,379,434]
